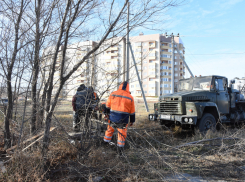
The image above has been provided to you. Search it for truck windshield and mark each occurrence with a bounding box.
[178,76,212,91]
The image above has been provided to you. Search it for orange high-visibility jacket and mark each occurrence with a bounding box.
[106,82,135,124]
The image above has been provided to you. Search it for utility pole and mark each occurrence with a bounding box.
[125,0,148,112]
[129,43,149,112]
[126,0,129,82]
[170,33,175,94]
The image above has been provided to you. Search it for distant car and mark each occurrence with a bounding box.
[0,99,8,106]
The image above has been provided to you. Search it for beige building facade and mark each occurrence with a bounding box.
[128,33,185,98]
[41,33,186,100]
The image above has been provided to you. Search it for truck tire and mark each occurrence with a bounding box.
[198,113,216,134]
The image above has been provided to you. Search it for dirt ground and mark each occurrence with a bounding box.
[1,101,245,181]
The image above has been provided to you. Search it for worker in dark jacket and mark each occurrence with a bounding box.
[72,84,88,131]
[103,81,135,154]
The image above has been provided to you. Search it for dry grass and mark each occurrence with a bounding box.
[1,102,245,181]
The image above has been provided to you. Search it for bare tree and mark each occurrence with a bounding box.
[39,0,182,158]
[0,0,28,149]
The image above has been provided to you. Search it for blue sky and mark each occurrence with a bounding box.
[133,0,245,81]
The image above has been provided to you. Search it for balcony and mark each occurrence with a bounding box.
[148,56,155,60]
[109,47,118,51]
[161,57,171,60]
[161,45,169,49]
[149,41,156,48]
[148,91,156,96]
[161,63,171,67]
[111,53,118,57]
[162,52,171,55]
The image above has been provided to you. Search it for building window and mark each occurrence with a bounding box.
[175,79,178,82]
[149,78,154,81]
[175,62,178,65]
[144,91,147,93]
[149,60,153,63]
[175,68,178,71]
[163,78,168,81]
[149,71,155,75]
[143,84,147,87]
[148,53,155,57]
[169,43,172,47]
[131,85,134,88]
[135,42,141,46]
[164,84,168,88]
[175,73,178,76]
[164,90,170,93]
[160,66,168,70]
[161,54,171,58]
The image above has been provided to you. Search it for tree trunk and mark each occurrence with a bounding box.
[4,73,13,149]
[31,0,41,134]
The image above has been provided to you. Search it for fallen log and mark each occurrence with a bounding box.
[6,127,56,153]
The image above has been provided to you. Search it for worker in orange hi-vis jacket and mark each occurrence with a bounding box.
[103,81,135,155]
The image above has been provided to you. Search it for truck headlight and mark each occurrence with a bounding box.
[184,118,188,122]
[188,118,193,123]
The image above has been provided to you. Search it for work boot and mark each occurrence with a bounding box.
[117,147,124,157]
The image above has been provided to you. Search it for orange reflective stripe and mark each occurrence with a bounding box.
[117,126,127,147]
[104,120,114,142]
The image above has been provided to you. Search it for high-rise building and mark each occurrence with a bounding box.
[41,33,186,100]
[95,37,126,98]
[128,33,185,97]
[41,41,97,100]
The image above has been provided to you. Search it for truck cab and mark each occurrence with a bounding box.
[149,75,245,133]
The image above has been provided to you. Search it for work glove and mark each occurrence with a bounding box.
[129,122,133,126]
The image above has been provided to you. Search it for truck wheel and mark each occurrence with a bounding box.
[198,113,216,134]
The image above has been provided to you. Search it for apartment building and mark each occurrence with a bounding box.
[128,33,185,97]
[95,37,126,98]
[41,41,97,100]
[41,33,186,100]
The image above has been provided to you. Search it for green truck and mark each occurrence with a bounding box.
[149,75,245,133]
